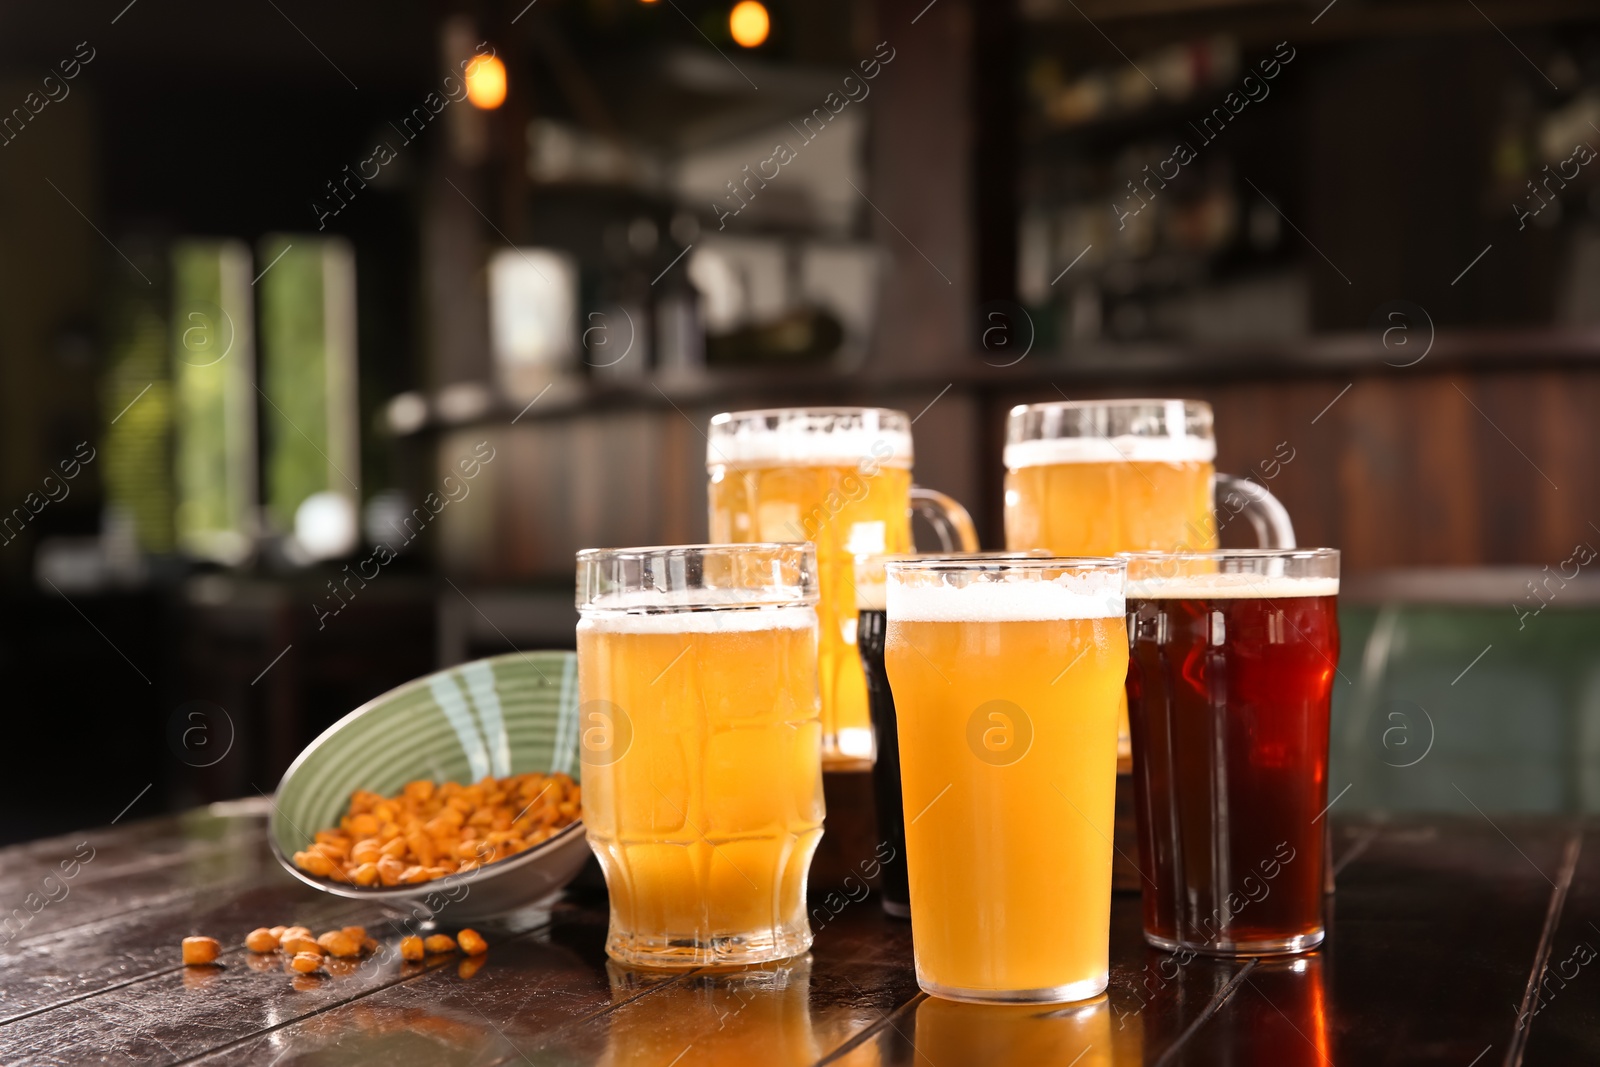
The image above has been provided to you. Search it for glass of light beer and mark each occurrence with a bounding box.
[1124,549,1340,955]
[708,407,977,766]
[576,543,825,968]
[885,557,1127,1003]
[1004,399,1296,556]
[855,551,1047,920]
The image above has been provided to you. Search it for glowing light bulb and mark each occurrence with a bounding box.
[729,1,769,48]
[465,54,507,110]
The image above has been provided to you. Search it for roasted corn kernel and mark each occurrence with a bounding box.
[317,930,363,958]
[282,935,322,956]
[182,936,222,965]
[292,773,582,887]
[290,951,323,974]
[245,928,279,953]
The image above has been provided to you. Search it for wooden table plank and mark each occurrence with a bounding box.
[188,889,926,1067]
[1521,824,1600,1066]
[0,809,262,900]
[0,904,563,1066]
[1172,818,1584,1065]
[0,811,1595,1066]
[0,875,369,1027]
[183,908,617,1067]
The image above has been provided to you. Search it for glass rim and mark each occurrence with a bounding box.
[577,542,818,612]
[1006,398,1211,418]
[885,554,1126,574]
[576,542,811,561]
[1117,548,1339,562]
[859,550,1048,563]
[709,405,910,425]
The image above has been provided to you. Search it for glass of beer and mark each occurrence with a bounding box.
[708,407,977,766]
[855,551,1046,920]
[1004,399,1296,556]
[884,556,1127,1003]
[1123,549,1340,955]
[576,543,825,968]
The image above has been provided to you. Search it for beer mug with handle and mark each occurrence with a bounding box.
[708,407,979,766]
[1004,399,1295,556]
[1003,399,1296,761]
[1004,396,1292,556]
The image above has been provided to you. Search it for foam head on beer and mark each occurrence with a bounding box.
[1126,571,1340,600]
[886,567,1124,621]
[708,407,914,470]
[1003,399,1220,558]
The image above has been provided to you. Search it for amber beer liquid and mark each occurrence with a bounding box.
[1004,401,1222,765]
[1124,551,1340,955]
[708,409,917,763]
[1003,409,1218,559]
[885,558,1127,1003]
[576,544,825,968]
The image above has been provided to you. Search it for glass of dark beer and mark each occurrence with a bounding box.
[1123,549,1340,956]
[854,555,911,917]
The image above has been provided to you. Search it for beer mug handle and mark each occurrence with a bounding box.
[909,486,980,552]
[1215,473,1297,549]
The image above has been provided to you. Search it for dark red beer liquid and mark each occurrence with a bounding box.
[1126,592,1339,952]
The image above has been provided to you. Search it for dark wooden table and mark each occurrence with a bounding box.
[0,804,1595,1066]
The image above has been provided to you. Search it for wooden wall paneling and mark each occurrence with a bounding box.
[657,405,706,546]
[1207,381,1312,549]
[1406,372,1482,567]
[1261,377,1348,557]
[1522,370,1600,565]
[1460,371,1564,565]
[1207,382,1274,545]
[1336,378,1411,571]
[890,386,985,548]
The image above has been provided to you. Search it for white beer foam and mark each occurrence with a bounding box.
[1004,435,1216,468]
[579,597,816,634]
[709,426,914,469]
[887,573,1123,622]
[1128,574,1339,600]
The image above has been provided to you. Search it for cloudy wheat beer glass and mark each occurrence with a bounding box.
[577,543,825,968]
[708,408,977,765]
[885,557,1127,1003]
[1124,549,1340,955]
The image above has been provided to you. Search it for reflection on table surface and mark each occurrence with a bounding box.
[1,810,1593,1065]
[599,958,820,1067]
[1138,952,1330,1067]
[910,995,1120,1067]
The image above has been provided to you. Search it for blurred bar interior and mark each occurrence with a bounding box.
[4,0,1600,841]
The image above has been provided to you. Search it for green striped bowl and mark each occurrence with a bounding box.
[268,650,589,919]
